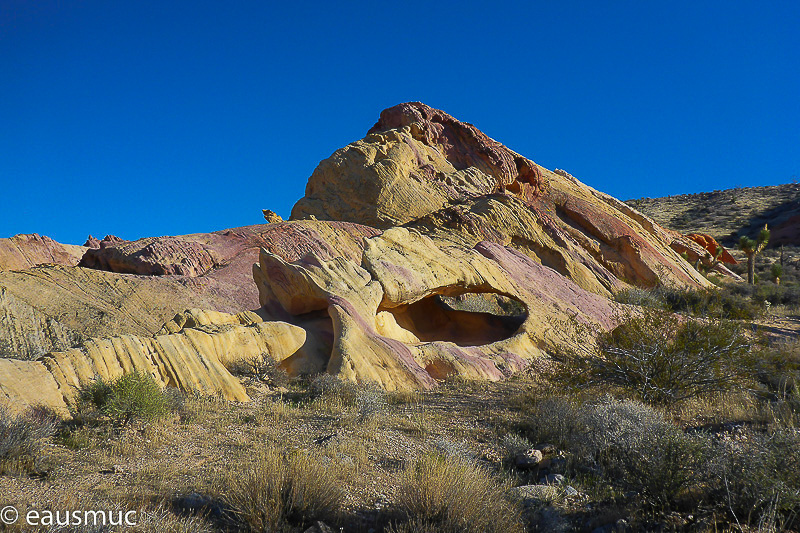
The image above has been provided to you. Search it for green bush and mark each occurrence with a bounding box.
[222,447,344,531]
[559,310,752,405]
[77,372,170,425]
[390,453,524,533]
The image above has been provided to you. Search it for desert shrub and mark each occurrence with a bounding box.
[230,352,289,387]
[500,433,534,463]
[753,341,800,421]
[559,310,753,405]
[308,374,388,422]
[0,405,58,473]
[221,447,344,532]
[76,372,170,425]
[355,384,388,423]
[525,396,708,506]
[756,283,800,308]
[309,373,358,404]
[572,398,708,504]
[706,428,800,529]
[391,453,525,533]
[613,287,665,308]
[615,286,763,320]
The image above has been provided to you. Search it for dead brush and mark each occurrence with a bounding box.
[230,352,289,387]
[0,405,58,474]
[389,452,525,533]
[220,447,344,531]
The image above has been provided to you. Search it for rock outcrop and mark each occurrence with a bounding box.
[263,210,283,223]
[79,236,220,277]
[0,233,86,272]
[0,265,243,360]
[1,310,306,414]
[1,102,745,414]
[0,221,380,361]
[684,233,737,264]
[254,227,623,390]
[292,103,714,294]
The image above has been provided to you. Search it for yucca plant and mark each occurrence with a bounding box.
[739,225,770,284]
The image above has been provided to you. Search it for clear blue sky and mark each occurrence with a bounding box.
[1,1,798,244]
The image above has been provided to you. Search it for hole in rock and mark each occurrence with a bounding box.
[378,292,526,347]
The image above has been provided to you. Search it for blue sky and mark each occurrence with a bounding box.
[1,1,798,244]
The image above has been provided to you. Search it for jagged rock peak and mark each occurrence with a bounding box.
[368,102,544,199]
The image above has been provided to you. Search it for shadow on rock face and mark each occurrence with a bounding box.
[379,292,526,347]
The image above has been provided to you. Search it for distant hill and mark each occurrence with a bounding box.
[626,183,800,247]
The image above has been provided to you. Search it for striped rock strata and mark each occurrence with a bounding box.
[0,102,742,414]
[0,309,304,415]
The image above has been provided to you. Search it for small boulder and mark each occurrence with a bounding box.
[540,473,565,485]
[515,448,543,469]
[508,484,559,505]
[263,209,284,223]
[303,521,334,533]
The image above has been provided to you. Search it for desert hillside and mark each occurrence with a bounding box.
[627,183,800,247]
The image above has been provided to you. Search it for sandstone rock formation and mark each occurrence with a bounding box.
[0,265,242,360]
[0,102,743,415]
[684,233,737,264]
[292,102,714,294]
[254,227,623,390]
[669,232,741,279]
[0,221,380,361]
[0,233,86,272]
[1,309,305,414]
[263,209,283,223]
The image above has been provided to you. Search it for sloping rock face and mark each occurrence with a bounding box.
[254,227,623,390]
[0,233,86,272]
[0,266,243,360]
[292,102,714,294]
[0,221,379,361]
[0,309,306,414]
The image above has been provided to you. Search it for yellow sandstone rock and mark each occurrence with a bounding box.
[0,310,306,414]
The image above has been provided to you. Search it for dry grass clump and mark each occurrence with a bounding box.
[220,447,344,532]
[0,405,57,474]
[389,452,525,533]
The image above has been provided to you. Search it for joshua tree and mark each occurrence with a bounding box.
[739,225,770,285]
